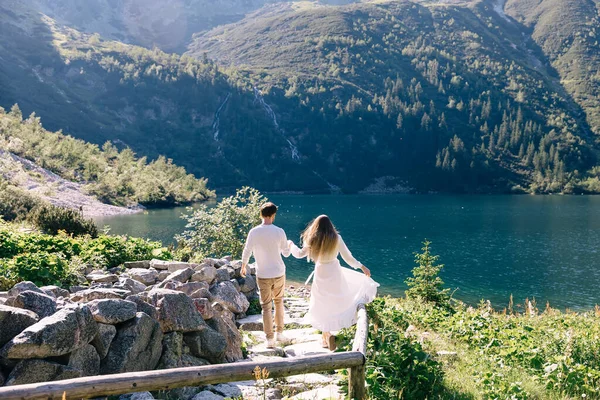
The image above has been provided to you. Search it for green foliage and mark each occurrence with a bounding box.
[338,297,445,399]
[247,297,262,316]
[29,204,98,237]
[0,221,170,289]
[405,241,450,307]
[177,187,266,260]
[0,181,40,222]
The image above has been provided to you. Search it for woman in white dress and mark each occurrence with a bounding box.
[289,215,379,350]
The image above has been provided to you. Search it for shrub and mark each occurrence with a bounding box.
[177,187,266,259]
[338,297,445,398]
[0,252,77,288]
[0,182,42,222]
[405,240,450,307]
[29,204,99,238]
[80,235,171,268]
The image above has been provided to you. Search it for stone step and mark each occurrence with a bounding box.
[236,314,308,331]
[289,384,343,400]
[284,341,330,357]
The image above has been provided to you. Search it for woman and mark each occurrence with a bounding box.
[289,215,379,350]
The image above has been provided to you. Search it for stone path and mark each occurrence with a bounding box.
[204,292,344,400]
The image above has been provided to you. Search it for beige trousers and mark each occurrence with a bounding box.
[257,275,285,339]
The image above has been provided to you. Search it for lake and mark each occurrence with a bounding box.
[94,195,600,310]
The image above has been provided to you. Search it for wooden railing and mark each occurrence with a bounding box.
[0,304,369,400]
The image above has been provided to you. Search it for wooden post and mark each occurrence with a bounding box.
[349,303,368,399]
[0,352,364,400]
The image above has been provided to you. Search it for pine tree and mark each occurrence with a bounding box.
[405,241,450,307]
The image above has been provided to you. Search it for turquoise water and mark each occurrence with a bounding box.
[94,195,600,310]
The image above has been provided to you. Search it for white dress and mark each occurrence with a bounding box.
[290,235,379,332]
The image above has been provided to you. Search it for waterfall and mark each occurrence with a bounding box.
[253,86,300,162]
[212,92,231,141]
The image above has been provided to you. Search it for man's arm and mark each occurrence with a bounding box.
[241,230,253,277]
[280,229,291,258]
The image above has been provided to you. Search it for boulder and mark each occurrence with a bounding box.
[157,280,183,290]
[157,331,183,369]
[1,305,98,359]
[177,282,209,297]
[191,266,217,284]
[163,268,194,283]
[12,290,57,318]
[86,273,119,284]
[230,260,243,278]
[5,359,81,385]
[183,328,227,364]
[113,277,147,295]
[87,299,137,324]
[191,391,224,400]
[74,288,130,302]
[8,281,44,298]
[210,383,243,398]
[128,268,158,286]
[209,281,249,314]
[101,312,163,374]
[149,259,172,270]
[191,288,212,300]
[229,279,241,292]
[214,269,230,283]
[150,260,197,272]
[119,392,155,400]
[157,270,171,282]
[124,260,150,269]
[126,295,158,320]
[69,285,88,294]
[238,275,257,293]
[68,343,100,376]
[147,289,207,333]
[207,304,243,362]
[180,354,210,367]
[0,370,4,386]
[40,285,70,298]
[91,323,117,359]
[0,305,39,348]
[193,298,215,320]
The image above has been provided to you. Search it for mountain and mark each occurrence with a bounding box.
[2,0,600,194]
[188,0,600,193]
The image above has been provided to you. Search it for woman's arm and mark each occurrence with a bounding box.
[339,235,371,276]
[288,240,309,259]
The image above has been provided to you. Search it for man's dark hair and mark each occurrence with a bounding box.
[260,202,278,218]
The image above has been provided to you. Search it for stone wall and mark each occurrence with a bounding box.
[0,257,258,387]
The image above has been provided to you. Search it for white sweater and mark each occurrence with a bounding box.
[242,224,291,279]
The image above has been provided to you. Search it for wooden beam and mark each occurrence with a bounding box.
[349,303,369,399]
[0,352,364,400]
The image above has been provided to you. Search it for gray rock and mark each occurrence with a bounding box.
[183,327,227,364]
[101,312,163,374]
[191,266,217,284]
[164,268,194,283]
[207,304,243,362]
[238,275,257,293]
[119,392,155,400]
[69,285,88,294]
[40,285,70,298]
[214,269,230,283]
[5,359,81,385]
[209,281,250,314]
[229,279,241,292]
[8,281,44,298]
[76,288,130,302]
[157,280,183,290]
[87,299,138,324]
[191,288,212,300]
[157,331,183,369]
[128,268,158,286]
[86,273,119,283]
[91,323,117,359]
[150,260,198,272]
[69,343,100,376]
[177,282,209,297]
[149,259,172,270]
[13,290,57,318]
[157,270,171,281]
[193,298,215,320]
[191,390,224,400]
[211,383,243,398]
[0,305,39,348]
[113,277,147,295]
[0,369,4,386]
[180,354,210,367]
[126,295,158,320]
[148,288,207,333]
[1,305,98,359]
[124,260,150,269]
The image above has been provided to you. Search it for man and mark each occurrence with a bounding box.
[241,202,290,348]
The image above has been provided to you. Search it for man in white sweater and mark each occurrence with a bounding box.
[241,202,291,348]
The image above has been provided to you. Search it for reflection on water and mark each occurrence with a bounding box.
[94,195,600,310]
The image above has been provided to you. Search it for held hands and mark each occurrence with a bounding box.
[360,265,371,277]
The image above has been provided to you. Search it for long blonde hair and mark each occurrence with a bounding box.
[301,215,339,262]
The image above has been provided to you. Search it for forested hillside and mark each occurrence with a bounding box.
[2,0,600,193]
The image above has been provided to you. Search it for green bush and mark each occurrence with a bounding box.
[0,252,77,288]
[177,187,265,260]
[29,204,99,238]
[338,297,445,399]
[81,235,171,269]
[0,182,42,222]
